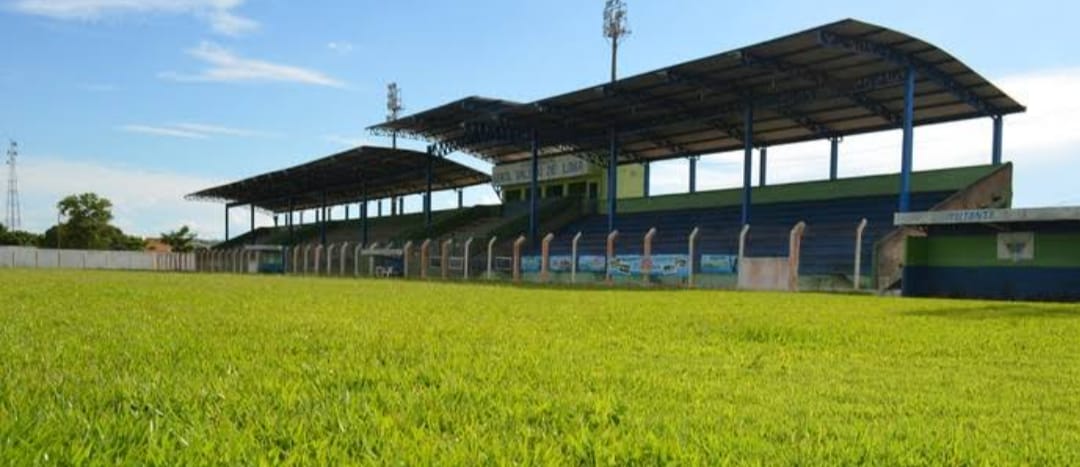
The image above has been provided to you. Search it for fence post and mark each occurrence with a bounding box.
[303,245,311,275]
[313,245,323,276]
[605,230,620,285]
[326,244,337,276]
[441,239,452,280]
[788,222,807,292]
[738,225,751,263]
[486,236,497,280]
[353,243,363,276]
[571,232,582,284]
[688,227,701,289]
[420,239,431,280]
[368,243,379,277]
[512,235,527,284]
[403,241,413,278]
[338,242,348,276]
[854,218,869,291]
[642,228,657,286]
[540,233,555,283]
[463,237,474,280]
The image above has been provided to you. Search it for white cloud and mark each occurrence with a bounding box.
[327,41,354,55]
[119,124,208,139]
[17,156,257,239]
[10,0,258,36]
[119,122,270,139]
[648,66,1080,208]
[160,42,346,88]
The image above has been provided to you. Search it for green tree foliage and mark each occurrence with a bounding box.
[39,193,145,251]
[0,223,43,246]
[160,225,197,253]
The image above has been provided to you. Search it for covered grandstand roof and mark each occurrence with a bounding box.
[369,18,1026,166]
[186,146,491,213]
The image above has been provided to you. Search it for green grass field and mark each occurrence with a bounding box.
[1,270,1078,465]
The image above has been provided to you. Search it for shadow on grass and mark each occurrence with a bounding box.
[901,304,1080,320]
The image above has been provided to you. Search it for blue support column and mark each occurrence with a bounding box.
[643,161,651,198]
[899,66,916,213]
[345,205,350,221]
[378,200,383,217]
[224,206,230,242]
[320,193,328,246]
[689,156,698,194]
[607,127,618,233]
[759,147,768,187]
[529,130,540,248]
[399,197,405,216]
[992,116,1004,166]
[457,189,463,209]
[249,204,256,245]
[829,137,840,180]
[288,200,294,246]
[361,186,368,248]
[425,146,434,230]
[741,105,754,226]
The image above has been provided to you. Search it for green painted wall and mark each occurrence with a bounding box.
[906,233,1080,269]
[501,162,647,202]
[619,164,1004,214]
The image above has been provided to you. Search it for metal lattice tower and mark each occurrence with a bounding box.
[5,141,19,231]
[386,83,403,149]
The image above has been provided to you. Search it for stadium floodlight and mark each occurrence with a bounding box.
[386,82,404,148]
[603,0,630,83]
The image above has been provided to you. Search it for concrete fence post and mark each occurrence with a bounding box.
[463,237,475,280]
[738,225,751,263]
[540,233,555,283]
[326,244,337,276]
[571,232,582,284]
[358,242,367,275]
[441,239,452,280]
[854,218,869,291]
[788,222,808,292]
[303,245,311,275]
[605,230,620,285]
[313,245,323,276]
[486,236,498,280]
[403,241,414,278]
[512,235,527,284]
[642,227,657,285]
[368,243,380,277]
[688,227,701,289]
[339,242,349,276]
[420,239,431,280]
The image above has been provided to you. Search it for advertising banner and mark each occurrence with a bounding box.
[492,156,591,186]
[609,254,690,278]
[700,254,738,274]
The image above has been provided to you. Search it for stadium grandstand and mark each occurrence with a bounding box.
[188,18,1024,291]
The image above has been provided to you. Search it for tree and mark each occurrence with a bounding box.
[40,193,144,251]
[160,225,197,253]
[0,223,42,246]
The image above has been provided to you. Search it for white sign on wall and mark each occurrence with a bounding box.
[997,232,1035,262]
[492,156,591,186]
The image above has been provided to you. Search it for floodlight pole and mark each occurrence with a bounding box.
[607,127,618,234]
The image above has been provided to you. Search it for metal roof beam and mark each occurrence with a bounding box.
[817,30,1000,115]
[741,52,904,127]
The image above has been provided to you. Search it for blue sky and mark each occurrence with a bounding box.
[2,0,1079,238]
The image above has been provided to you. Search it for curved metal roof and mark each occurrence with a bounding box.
[186,146,491,213]
[369,18,1025,166]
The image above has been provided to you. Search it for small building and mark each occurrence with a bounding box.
[896,207,1080,301]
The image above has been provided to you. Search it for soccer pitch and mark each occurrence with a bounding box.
[1,270,1078,464]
